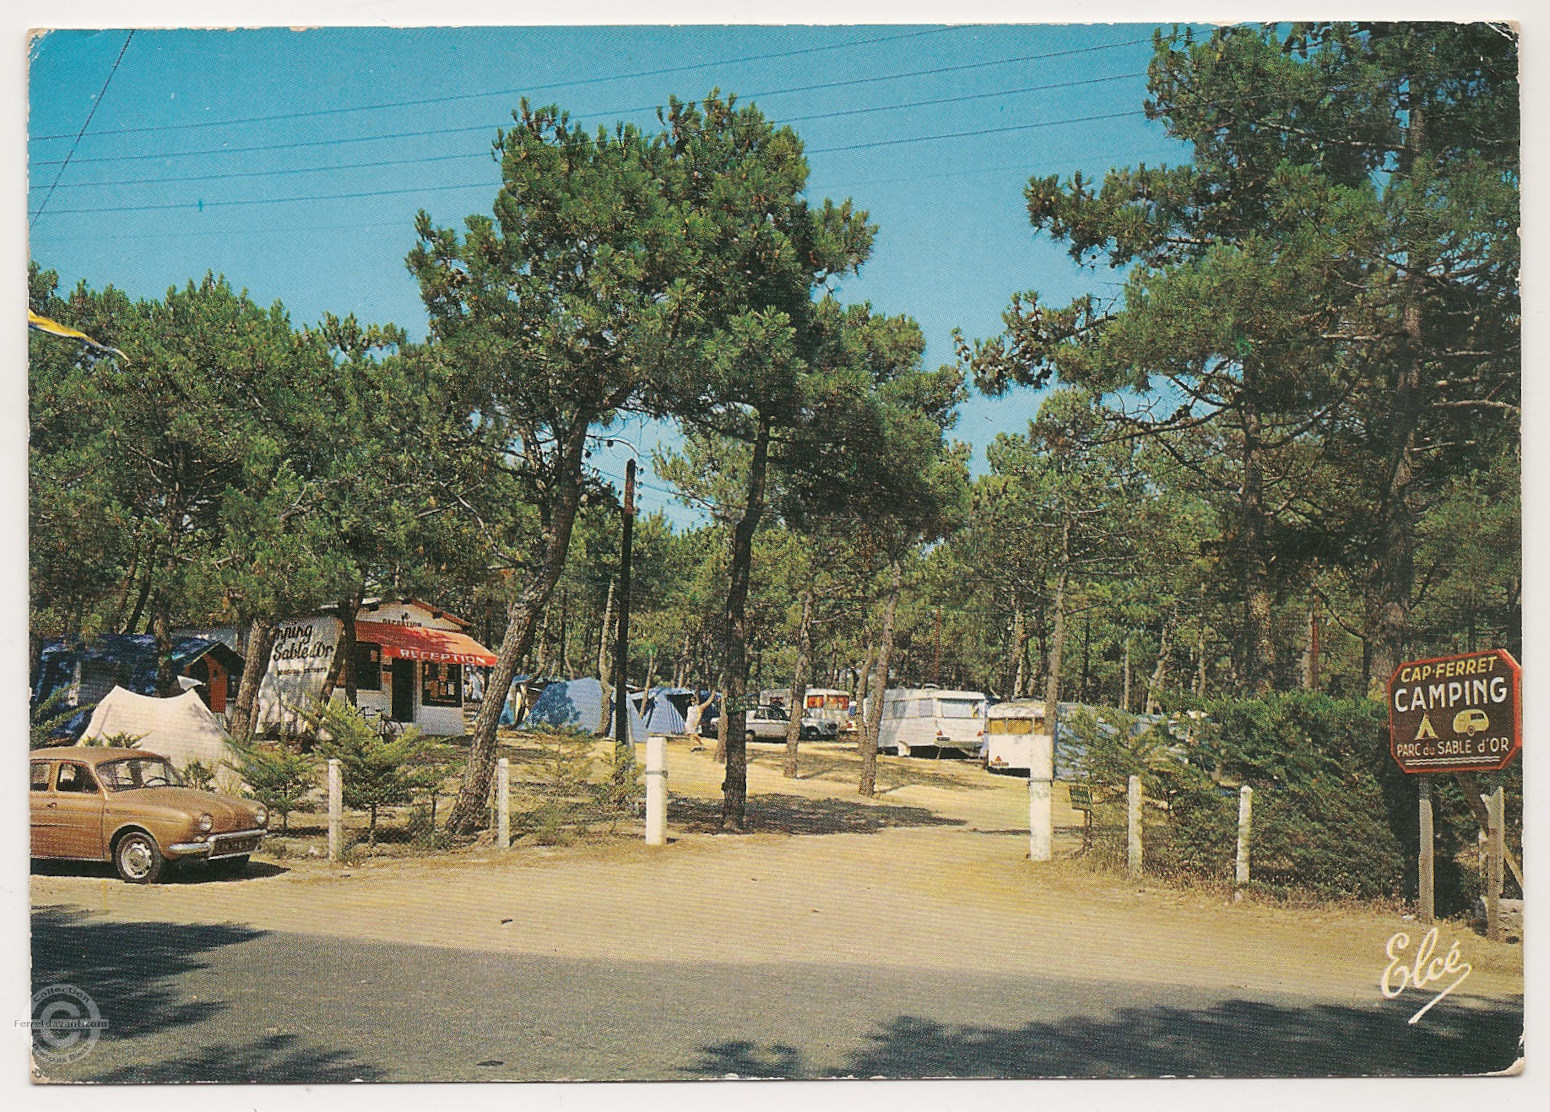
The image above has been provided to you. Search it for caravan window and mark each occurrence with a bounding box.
[937,699,982,719]
[989,717,1034,735]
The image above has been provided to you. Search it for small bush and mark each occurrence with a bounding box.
[303,700,439,844]
[230,739,317,833]
[182,758,217,792]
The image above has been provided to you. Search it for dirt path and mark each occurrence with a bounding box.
[32,738,1524,1009]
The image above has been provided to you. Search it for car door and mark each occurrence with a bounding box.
[41,762,108,860]
[30,761,56,857]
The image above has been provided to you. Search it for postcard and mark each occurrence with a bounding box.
[22,6,1525,1093]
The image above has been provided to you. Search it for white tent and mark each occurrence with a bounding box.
[79,686,244,794]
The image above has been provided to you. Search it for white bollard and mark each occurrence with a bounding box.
[327,758,342,862]
[1235,785,1253,899]
[1027,778,1052,862]
[1127,774,1143,880]
[1027,730,1054,862]
[497,758,510,849]
[645,735,668,846]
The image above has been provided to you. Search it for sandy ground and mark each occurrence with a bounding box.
[31,736,1525,1009]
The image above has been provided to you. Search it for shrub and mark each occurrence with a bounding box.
[182,758,217,792]
[304,700,438,843]
[230,740,317,834]
[1193,692,1437,907]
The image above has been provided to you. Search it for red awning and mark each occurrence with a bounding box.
[354,621,498,667]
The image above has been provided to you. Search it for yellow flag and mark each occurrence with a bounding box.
[27,308,128,362]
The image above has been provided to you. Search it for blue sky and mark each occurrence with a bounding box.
[28,23,1190,525]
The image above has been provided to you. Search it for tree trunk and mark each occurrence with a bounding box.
[446,426,591,836]
[859,557,903,798]
[228,616,277,745]
[1045,518,1071,739]
[122,550,156,636]
[318,588,363,706]
[1122,633,1132,713]
[783,585,814,779]
[1301,581,1321,692]
[1239,379,1276,696]
[719,415,771,832]
[684,686,715,741]
[1367,98,1429,695]
[714,691,729,763]
[1009,605,1027,697]
[152,605,178,697]
[597,578,615,687]
[1145,621,1172,716]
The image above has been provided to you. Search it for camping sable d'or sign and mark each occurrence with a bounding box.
[1388,649,1521,774]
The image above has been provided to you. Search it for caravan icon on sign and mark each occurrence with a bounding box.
[1388,649,1521,774]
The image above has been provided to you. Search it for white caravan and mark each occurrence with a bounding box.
[875,688,986,756]
[984,699,1055,777]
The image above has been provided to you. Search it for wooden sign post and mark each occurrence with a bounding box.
[1388,649,1520,934]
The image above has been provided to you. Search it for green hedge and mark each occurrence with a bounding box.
[1068,692,1515,911]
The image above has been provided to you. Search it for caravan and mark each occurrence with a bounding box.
[875,688,986,757]
[983,699,1054,777]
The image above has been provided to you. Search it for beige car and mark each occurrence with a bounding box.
[30,746,267,883]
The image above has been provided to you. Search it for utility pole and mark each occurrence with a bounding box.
[614,457,636,755]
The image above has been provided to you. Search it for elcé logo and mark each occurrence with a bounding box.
[1381,928,1472,1025]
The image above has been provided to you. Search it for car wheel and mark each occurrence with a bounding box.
[114,831,164,884]
[211,855,250,878]
[746,730,756,743]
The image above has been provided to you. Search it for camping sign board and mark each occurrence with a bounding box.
[1388,649,1521,774]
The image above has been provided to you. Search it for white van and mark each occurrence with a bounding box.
[984,699,1054,777]
[876,688,986,756]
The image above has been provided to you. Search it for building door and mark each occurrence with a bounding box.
[390,659,416,723]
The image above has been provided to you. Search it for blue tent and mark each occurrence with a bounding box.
[639,687,688,735]
[520,677,647,743]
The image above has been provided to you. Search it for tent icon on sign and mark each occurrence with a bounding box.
[1452,709,1490,736]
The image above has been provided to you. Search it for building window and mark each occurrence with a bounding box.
[421,662,462,707]
[355,641,383,691]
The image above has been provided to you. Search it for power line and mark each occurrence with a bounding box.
[30,30,133,227]
[809,109,1140,155]
[30,37,1153,169]
[31,179,496,218]
[29,26,970,143]
[32,103,1158,217]
[40,70,1148,195]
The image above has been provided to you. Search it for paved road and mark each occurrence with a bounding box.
[31,906,1521,1082]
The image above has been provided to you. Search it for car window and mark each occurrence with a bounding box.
[97,757,185,791]
[55,763,98,793]
[31,763,51,791]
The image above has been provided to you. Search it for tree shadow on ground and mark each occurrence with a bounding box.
[748,749,999,796]
[82,1032,387,1083]
[31,907,262,1041]
[672,793,963,835]
[684,995,1522,1079]
[31,908,385,1083]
